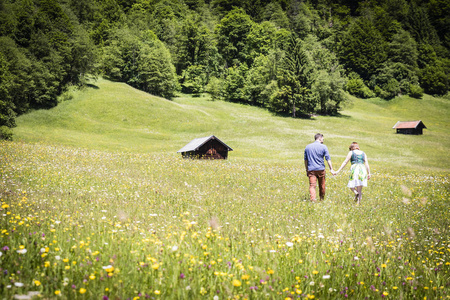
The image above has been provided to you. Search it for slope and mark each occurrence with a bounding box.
[13,78,450,171]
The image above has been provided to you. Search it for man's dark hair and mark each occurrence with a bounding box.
[314,133,323,140]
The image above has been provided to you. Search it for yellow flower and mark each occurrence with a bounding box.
[241,274,250,280]
[34,280,41,286]
[308,294,315,299]
[154,290,160,295]
[296,289,302,294]
[383,292,389,296]
[267,269,274,275]
[312,270,319,275]
[232,279,242,287]
[381,264,387,268]
[89,275,95,280]
[63,258,69,263]
[79,288,86,294]
[393,286,398,290]
[65,266,70,270]
[54,290,61,295]
[152,263,160,270]
[44,261,50,268]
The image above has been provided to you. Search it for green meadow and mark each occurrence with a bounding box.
[1,78,449,299]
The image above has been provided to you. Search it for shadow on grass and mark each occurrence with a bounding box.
[271,111,352,120]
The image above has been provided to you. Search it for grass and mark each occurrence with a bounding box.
[1,78,449,299]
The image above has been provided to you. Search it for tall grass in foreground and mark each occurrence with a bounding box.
[1,141,449,299]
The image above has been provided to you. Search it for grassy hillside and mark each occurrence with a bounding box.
[2,78,449,299]
[14,78,450,171]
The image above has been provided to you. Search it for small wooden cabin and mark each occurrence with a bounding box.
[392,120,427,135]
[177,135,233,159]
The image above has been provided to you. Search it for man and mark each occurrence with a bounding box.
[304,133,334,202]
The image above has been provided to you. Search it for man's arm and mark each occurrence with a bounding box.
[304,160,308,176]
[326,160,334,173]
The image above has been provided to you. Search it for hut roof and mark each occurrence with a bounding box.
[177,135,233,153]
[392,120,427,129]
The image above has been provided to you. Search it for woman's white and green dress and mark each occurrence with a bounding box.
[347,150,368,188]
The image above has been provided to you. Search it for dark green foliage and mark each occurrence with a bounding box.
[0,0,449,128]
[346,73,374,99]
[338,17,387,81]
[101,28,179,99]
[216,8,254,66]
[222,63,248,102]
[0,126,13,140]
[418,64,449,96]
[409,84,424,99]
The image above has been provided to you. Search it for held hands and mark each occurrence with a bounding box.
[331,170,338,176]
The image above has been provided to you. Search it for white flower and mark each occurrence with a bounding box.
[40,248,45,253]
[6,285,11,288]
[323,275,331,279]
[309,281,315,286]
[55,256,61,260]
[14,294,32,300]
[213,296,219,300]
[269,250,276,253]
[186,286,191,290]
[286,242,294,247]
[336,229,343,232]
[17,249,27,254]
[54,221,61,224]
[102,217,106,220]
[318,234,324,238]
[14,282,24,287]
[101,210,107,212]
[102,265,113,270]
[171,246,179,252]
[354,256,359,260]
[0,251,2,257]
[149,214,158,217]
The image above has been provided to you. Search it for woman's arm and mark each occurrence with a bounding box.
[336,151,352,174]
[365,153,371,179]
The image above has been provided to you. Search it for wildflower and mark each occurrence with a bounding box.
[296,289,302,294]
[312,270,319,275]
[34,280,41,286]
[14,282,24,287]
[200,287,207,295]
[17,249,27,254]
[79,288,86,294]
[232,280,242,287]
[171,246,178,252]
[55,290,61,295]
[102,265,114,273]
[286,242,293,247]
[310,282,315,286]
[381,264,387,268]
[152,263,160,270]
[323,275,330,279]
[180,273,185,279]
[154,290,160,295]
[383,292,389,296]
[89,275,95,280]
[242,274,250,280]
[393,286,398,290]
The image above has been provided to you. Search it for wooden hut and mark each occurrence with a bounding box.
[177,135,233,159]
[392,120,427,135]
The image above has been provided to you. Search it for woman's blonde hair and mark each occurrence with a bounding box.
[349,142,360,151]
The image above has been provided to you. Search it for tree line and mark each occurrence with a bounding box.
[1,0,449,139]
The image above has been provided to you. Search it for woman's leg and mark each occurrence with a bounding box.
[356,186,363,204]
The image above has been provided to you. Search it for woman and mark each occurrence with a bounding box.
[334,142,371,205]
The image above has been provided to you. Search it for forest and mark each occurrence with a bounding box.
[0,0,449,139]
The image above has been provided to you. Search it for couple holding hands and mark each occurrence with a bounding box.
[304,133,371,205]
